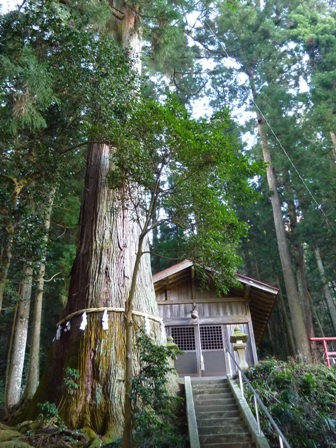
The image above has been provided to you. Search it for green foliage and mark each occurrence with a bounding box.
[37,401,62,424]
[187,0,336,354]
[131,330,187,448]
[109,95,261,291]
[63,367,80,397]
[151,223,186,273]
[245,359,336,447]
[0,0,134,347]
[141,0,201,86]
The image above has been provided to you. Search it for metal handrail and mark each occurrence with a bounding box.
[225,349,291,448]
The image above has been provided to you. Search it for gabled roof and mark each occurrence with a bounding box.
[153,260,279,346]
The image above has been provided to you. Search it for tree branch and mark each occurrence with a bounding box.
[44,272,61,283]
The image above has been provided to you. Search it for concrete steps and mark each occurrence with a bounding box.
[192,379,256,448]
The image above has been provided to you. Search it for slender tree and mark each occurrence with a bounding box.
[24,186,57,400]
[191,0,313,360]
[314,247,336,333]
[5,261,33,412]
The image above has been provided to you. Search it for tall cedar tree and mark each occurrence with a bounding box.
[10,1,259,445]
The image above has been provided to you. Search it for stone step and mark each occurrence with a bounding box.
[193,387,232,394]
[194,390,231,395]
[192,384,229,390]
[193,379,258,448]
[197,416,244,428]
[198,424,248,436]
[193,387,232,396]
[201,442,256,448]
[196,409,241,419]
[195,401,238,413]
[193,385,230,392]
[199,433,254,445]
[194,396,234,405]
[191,378,227,384]
[194,397,236,406]
[194,395,237,405]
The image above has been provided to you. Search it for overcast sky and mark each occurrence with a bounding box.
[0,0,20,12]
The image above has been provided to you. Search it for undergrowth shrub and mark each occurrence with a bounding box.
[131,330,188,448]
[245,358,336,448]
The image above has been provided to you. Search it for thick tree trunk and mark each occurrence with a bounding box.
[307,290,325,337]
[24,186,56,400]
[260,132,311,361]
[287,199,316,342]
[314,247,336,333]
[108,0,142,74]
[295,244,321,361]
[296,248,315,338]
[19,3,164,440]
[278,291,296,358]
[248,73,312,362]
[29,143,160,439]
[5,262,33,410]
[275,277,296,358]
[122,233,146,448]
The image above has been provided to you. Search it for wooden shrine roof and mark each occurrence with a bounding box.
[152,260,279,346]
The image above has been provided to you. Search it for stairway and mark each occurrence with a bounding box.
[192,378,256,448]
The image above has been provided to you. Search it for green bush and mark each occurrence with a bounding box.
[131,331,188,448]
[245,359,336,447]
[37,401,64,428]
[63,367,80,396]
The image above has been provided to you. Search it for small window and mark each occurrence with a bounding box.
[200,326,223,350]
[171,326,196,351]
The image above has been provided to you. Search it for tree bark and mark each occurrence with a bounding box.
[314,246,336,333]
[279,291,296,358]
[275,277,296,358]
[307,290,325,337]
[24,186,56,400]
[296,247,315,338]
[18,2,165,440]
[5,262,33,410]
[122,233,145,448]
[287,198,316,342]
[248,72,312,362]
[121,163,162,447]
[108,0,142,74]
[0,230,13,312]
[27,143,160,439]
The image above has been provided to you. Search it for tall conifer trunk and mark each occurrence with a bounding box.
[314,247,336,333]
[23,2,162,439]
[288,198,316,344]
[29,143,160,436]
[278,287,296,357]
[248,72,312,362]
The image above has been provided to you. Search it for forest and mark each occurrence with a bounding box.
[0,0,336,447]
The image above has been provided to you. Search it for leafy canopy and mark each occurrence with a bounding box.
[0,0,135,259]
[108,95,262,290]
